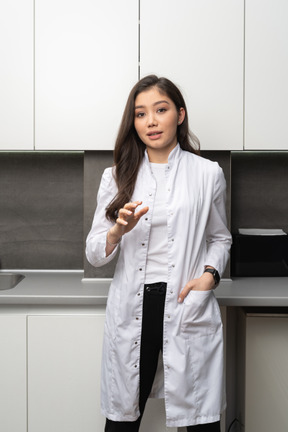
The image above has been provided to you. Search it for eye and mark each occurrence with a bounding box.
[135,112,145,118]
[157,108,167,113]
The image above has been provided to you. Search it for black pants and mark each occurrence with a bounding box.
[105,282,220,432]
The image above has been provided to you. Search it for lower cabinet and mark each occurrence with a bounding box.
[0,309,174,432]
[238,309,288,432]
[27,314,105,432]
[0,316,27,432]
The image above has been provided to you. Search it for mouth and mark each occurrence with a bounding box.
[147,131,162,139]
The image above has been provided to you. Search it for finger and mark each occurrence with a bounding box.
[116,217,128,226]
[123,201,142,211]
[178,281,194,303]
[134,206,149,219]
[118,208,132,219]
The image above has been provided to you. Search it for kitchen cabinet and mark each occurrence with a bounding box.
[0,0,33,150]
[28,314,105,432]
[0,316,27,432]
[237,309,288,431]
[245,0,288,150]
[0,306,173,432]
[2,1,288,152]
[140,0,244,151]
[35,0,138,150]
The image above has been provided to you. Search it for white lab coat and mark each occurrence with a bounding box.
[86,144,232,428]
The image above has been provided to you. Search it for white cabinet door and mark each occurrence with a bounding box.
[245,0,288,150]
[140,0,243,151]
[28,314,105,432]
[0,0,33,150]
[0,316,27,432]
[243,314,288,431]
[35,0,138,150]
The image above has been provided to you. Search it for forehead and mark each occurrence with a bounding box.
[134,87,171,107]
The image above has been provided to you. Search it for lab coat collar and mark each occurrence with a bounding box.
[144,143,181,167]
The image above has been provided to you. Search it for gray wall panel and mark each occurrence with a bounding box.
[0,152,83,269]
[231,152,288,233]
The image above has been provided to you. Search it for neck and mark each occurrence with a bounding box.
[147,152,168,163]
[146,143,177,163]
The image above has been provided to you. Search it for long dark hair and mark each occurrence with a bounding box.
[106,75,200,222]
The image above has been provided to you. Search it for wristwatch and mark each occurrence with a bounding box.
[204,268,220,287]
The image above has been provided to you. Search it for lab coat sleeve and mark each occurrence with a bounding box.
[204,164,232,276]
[85,168,120,267]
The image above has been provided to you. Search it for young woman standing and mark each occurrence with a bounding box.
[86,75,232,431]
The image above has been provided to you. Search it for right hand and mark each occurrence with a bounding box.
[108,200,149,244]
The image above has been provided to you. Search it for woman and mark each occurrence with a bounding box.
[86,75,232,431]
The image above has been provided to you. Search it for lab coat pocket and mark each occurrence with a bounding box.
[181,290,221,338]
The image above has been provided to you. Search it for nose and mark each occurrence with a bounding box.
[147,112,157,127]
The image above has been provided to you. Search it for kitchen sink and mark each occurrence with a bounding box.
[0,273,25,290]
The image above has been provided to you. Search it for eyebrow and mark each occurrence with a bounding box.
[134,100,170,110]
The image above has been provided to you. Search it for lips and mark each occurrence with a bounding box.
[147,131,162,139]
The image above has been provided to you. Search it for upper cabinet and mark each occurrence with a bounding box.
[2,1,288,152]
[35,0,138,150]
[245,0,288,150]
[140,0,244,151]
[0,0,33,150]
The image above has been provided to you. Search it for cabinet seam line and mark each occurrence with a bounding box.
[26,315,29,432]
[138,0,140,80]
[243,0,246,150]
[33,0,35,150]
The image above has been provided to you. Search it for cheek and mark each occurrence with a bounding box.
[167,114,179,130]
[168,121,178,136]
[134,120,142,136]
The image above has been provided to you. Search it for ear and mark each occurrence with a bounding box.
[177,107,185,125]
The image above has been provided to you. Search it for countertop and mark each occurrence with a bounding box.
[0,270,288,307]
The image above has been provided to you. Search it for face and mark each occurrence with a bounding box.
[134,87,185,162]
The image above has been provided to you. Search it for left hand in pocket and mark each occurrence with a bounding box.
[178,272,215,303]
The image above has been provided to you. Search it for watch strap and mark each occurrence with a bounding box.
[204,268,220,286]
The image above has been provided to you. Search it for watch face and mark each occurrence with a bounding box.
[214,270,220,284]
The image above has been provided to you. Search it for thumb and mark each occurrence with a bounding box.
[135,206,149,219]
[178,281,193,303]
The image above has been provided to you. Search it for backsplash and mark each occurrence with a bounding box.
[0,152,83,269]
[84,151,114,278]
[1,150,287,276]
[231,152,288,233]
